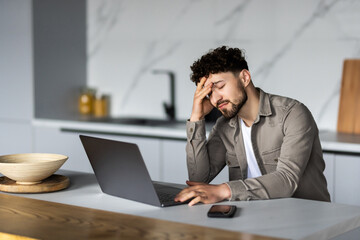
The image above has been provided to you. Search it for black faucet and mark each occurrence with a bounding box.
[153,70,176,121]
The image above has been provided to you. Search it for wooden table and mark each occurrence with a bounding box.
[0,193,282,240]
[1,170,360,240]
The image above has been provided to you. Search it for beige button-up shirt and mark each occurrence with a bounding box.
[186,89,330,202]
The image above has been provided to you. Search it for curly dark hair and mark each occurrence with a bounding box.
[190,46,248,84]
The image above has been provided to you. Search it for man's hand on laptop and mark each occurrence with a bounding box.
[174,181,231,206]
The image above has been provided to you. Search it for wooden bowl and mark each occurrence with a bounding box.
[0,153,68,185]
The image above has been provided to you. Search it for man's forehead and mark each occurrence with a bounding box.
[204,74,225,87]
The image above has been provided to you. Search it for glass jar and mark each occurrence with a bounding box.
[78,88,96,115]
[94,94,110,117]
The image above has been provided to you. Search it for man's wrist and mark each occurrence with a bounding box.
[189,117,200,122]
[189,115,203,122]
[220,183,232,200]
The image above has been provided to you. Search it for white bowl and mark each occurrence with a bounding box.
[0,153,68,185]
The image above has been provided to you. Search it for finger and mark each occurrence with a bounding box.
[198,86,212,99]
[174,188,189,201]
[174,189,198,202]
[194,84,213,103]
[186,181,205,186]
[188,196,202,206]
[196,83,212,96]
[196,77,207,91]
[177,185,200,195]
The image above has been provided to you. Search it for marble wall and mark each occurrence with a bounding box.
[87,0,360,131]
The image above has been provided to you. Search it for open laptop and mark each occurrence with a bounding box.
[79,134,188,207]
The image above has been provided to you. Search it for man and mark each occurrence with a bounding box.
[174,46,330,206]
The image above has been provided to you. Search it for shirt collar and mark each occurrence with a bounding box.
[228,88,272,127]
[257,88,272,117]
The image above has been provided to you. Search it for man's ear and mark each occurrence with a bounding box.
[240,69,251,87]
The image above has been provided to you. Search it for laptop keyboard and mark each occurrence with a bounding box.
[156,190,178,203]
[153,183,182,204]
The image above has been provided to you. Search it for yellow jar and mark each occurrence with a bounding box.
[94,95,109,117]
[78,88,96,115]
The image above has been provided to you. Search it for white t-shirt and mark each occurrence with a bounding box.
[240,119,262,178]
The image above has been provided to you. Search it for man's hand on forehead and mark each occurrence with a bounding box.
[204,79,224,90]
[202,73,215,87]
[203,78,212,88]
[190,76,215,121]
[203,74,227,88]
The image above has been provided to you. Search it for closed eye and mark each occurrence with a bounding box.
[213,82,225,89]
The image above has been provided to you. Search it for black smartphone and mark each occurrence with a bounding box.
[207,205,237,218]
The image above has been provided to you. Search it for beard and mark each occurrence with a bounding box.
[217,85,248,119]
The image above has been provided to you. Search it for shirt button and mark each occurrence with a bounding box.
[189,128,194,133]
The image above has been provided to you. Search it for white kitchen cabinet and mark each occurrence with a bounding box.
[33,125,162,181]
[0,122,32,155]
[33,126,92,173]
[320,153,360,206]
[161,139,229,184]
[334,154,360,206]
[161,140,188,184]
[323,153,335,202]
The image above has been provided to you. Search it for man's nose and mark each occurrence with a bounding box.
[210,90,222,106]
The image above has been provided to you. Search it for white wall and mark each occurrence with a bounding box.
[87,0,360,131]
[0,0,33,155]
[0,0,33,121]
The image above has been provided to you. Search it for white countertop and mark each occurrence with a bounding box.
[319,131,360,154]
[34,118,360,154]
[4,170,360,240]
[33,118,189,140]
